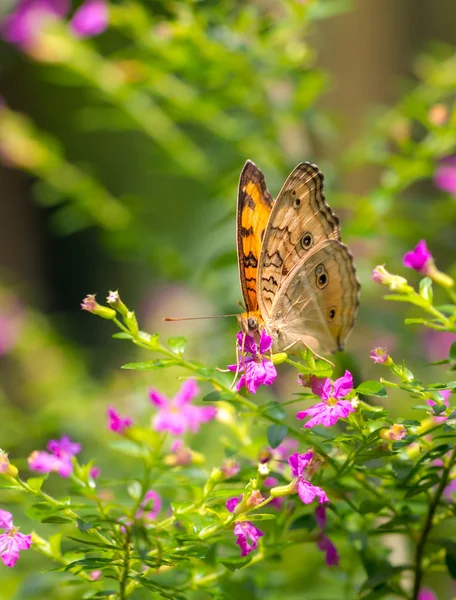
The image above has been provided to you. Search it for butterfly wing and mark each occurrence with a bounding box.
[256,162,359,354]
[266,239,360,354]
[257,163,341,316]
[237,160,274,313]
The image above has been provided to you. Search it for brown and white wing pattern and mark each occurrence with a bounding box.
[257,163,340,318]
[266,240,360,355]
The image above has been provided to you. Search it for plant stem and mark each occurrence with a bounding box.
[119,533,131,600]
[411,446,456,599]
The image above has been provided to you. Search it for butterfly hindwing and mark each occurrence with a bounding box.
[237,160,274,313]
[269,239,360,354]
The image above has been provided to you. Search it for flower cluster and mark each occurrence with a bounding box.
[297,371,355,428]
[0,510,32,567]
[28,435,81,478]
[1,0,108,52]
[228,331,277,394]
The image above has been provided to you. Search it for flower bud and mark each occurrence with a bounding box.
[106,290,129,316]
[81,294,116,319]
[372,266,413,294]
[0,451,18,477]
[380,424,407,441]
[124,310,139,335]
[370,347,392,365]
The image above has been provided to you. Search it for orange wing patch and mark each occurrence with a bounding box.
[237,160,274,313]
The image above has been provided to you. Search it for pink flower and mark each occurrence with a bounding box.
[403,240,432,274]
[90,570,102,581]
[0,509,32,567]
[136,490,161,521]
[89,466,101,479]
[227,331,277,394]
[418,589,437,600]
[317,534,339,566]
[443,479,456,500]
[370,347,389,364]
[28,435,81,478]
[233,521,264,557]
[434,156,456,196]
[221,459,240,479]
[226,496,241,514]
[70,0,108,38]
[149,379,216,436]
[380,424,407,441]
[289,451,329,505]
[107,406,133,434]
[1,0,69,50]
[296,371,355,428]
[426,389,451,423]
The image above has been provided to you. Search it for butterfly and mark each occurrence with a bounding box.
[236,160,360,356]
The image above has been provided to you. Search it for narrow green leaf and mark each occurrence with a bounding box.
[112,332,133,339]
[359,500,387,515]
[419,277,433,303]
[356,381,387,397]
[168,336,187,355]
[267,424,288,449]
[450,342,456,361]
[26,477,45,492]
[121,359,180,370]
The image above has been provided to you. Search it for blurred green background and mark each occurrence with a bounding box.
[1,0,456,598]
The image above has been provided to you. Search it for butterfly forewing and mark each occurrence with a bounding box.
[237,160,274,313]
[257,163,340,317]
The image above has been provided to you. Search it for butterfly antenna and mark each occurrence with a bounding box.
[164,314,238,322]
[237,300,246,312]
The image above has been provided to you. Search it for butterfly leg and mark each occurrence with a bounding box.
[230,332,247,391]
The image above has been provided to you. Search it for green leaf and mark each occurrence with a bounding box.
[203,390,236,402]
[65,557,114,570]
[450,342,456,361]
[419,277,433,303]
[121,359,180,370]
[262,402,287,421]
[26,477,45,492]
[112,332,133,339]
[128,481,142,500]
[42,516,73,524]
[359,500,387,515]
[356,381,387,397]
[77,518,95,532]
[26,502,59,521]
[267,424,288,449]
[289,514,316,530]
[49,533,62,556]
[168,336,187,355]
[404,318,428,325]
[446,550,456,579]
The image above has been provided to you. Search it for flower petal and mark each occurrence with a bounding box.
[333,370,353,399]
[173,379,199,407]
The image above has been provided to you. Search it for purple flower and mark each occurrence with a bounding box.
[89,466,101,479]
[370,347,389,364]
[1,0,69,50]
[0,509,32,567]
[296,371,355,428]
[28,435,81,478]
[70,0,108,38]
[434,156,456,196]
[233,521,264,557]
[227,331,277,394]
[136,490,161,521]
[221,459,240,479]
[403,240,432,274]
[149,379,216,436]
[380,424,407,441]
[288,451,329,505]
[107,406,133,434]
[317,534,339,566]
[315,505,326,529]
[226,496,241,514]
[418,589,437,600]
[443,478,456,501]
